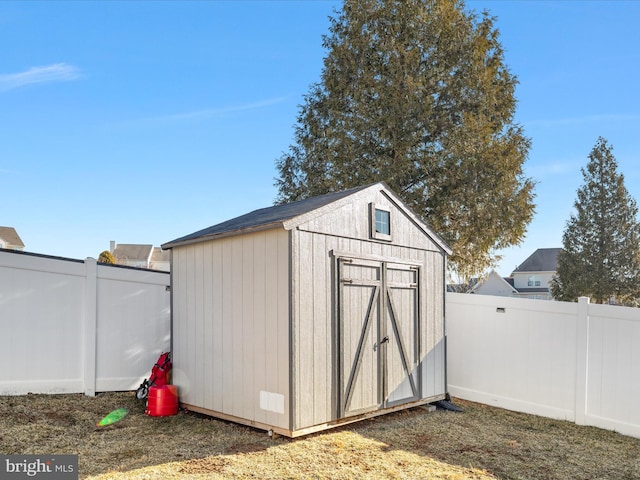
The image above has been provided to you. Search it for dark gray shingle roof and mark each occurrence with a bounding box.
[513,248,562,273]
[163,185,370,248]
[516,287,551,293]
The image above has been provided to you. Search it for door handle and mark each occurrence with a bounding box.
[374,336,389,351]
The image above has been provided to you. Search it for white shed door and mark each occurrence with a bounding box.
[338,256,420,418]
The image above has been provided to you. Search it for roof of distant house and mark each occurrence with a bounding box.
[469,270,518,294]
[516,287,552,294]
[513,248,562,273]
[151,247,170,263]
[113,244,153,263]
[0,226,24,247]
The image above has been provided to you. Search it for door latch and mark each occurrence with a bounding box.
[374,336,390,351]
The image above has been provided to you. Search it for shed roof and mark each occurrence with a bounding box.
[513,248,562,273]
[163,183,451,253]
[0,226,24,247]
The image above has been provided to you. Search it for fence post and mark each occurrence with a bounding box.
[574,296,590,425]
[83,258,98,396]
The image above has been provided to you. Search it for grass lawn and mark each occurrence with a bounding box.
[1,392,639,479]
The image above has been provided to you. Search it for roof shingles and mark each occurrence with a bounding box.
[163,185,370,248]
[513,248,561,273]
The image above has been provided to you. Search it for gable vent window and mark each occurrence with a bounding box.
[370,203,392,241]
[376,209,390,235]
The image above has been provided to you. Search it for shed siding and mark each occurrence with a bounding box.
[292,200,446,431]
[172,228,290,429]
[292,230,335,428]
[422,251,446,399]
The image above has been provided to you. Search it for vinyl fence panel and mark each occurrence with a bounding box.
[95,263,171,393]
[0,250,170,396]
[0,252,86,394]
[447,293,640,439]
[447,293,578,420]
[584,303,640,436]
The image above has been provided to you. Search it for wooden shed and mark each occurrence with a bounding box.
[162,182,451,437]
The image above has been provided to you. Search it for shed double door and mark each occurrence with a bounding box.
[337,255,421,417]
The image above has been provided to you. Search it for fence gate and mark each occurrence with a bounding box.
[337,255,421,417]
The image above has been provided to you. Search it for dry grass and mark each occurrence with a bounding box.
[1,392,639,479]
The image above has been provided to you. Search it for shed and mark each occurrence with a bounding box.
[162,182,452,437]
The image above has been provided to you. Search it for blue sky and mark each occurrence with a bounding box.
[1,1,639,278]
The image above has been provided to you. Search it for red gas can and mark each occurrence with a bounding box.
[145,385,179,416]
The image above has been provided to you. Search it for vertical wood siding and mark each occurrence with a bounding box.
[172,228,290,429]
[291,190,446,430]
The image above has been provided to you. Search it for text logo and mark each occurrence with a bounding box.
[0,455,78,479]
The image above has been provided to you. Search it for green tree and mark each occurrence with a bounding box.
[551,138,640,305]
[98,250,116,264]
[275,0,535,279]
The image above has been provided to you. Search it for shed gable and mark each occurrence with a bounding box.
[289,187,446,253]
[163,183,450,256]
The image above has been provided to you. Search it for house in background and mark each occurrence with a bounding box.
[0,227,25,251]
[470,270,518,297]
[109,241,170,272]
[149,248,170,271]
[511,248,561,300]
[469,248,561,300]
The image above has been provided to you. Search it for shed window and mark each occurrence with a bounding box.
[370,203,392,241]
[375,209,390,235]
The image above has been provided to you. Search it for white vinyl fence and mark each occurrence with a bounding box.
[447,292,640,439]
[0,249,170,396]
